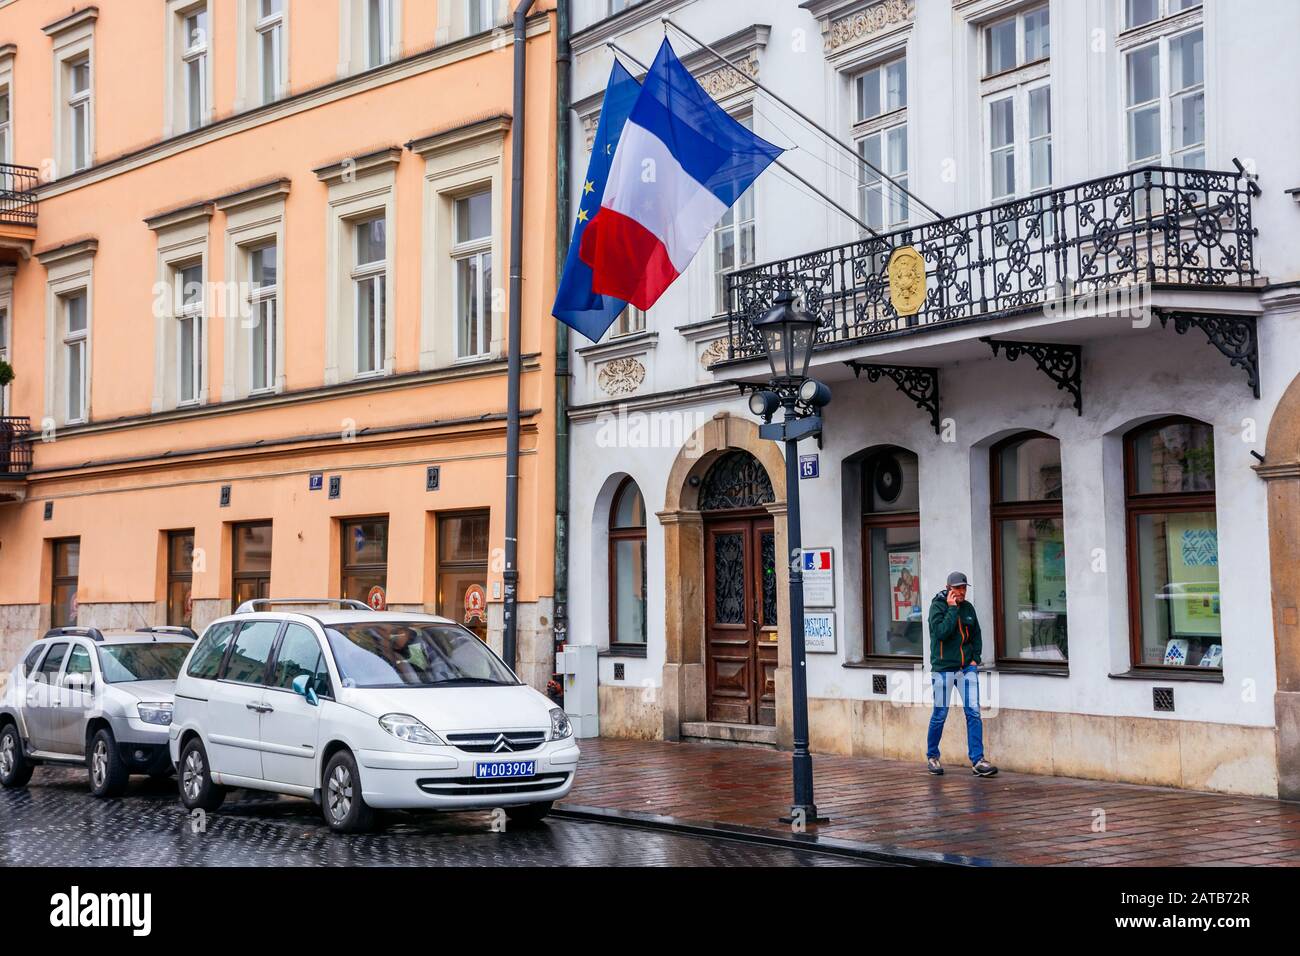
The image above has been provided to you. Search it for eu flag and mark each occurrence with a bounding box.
[552,60,641,342]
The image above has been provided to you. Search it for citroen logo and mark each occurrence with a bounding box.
[491,734,514,753]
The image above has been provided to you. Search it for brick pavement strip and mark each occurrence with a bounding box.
[557,738,1300,867]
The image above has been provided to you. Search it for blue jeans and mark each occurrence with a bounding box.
[926,666,984,764]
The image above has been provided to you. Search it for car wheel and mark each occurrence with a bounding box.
[0,723,33,789]
[178,737,226,812]
[322,750,375,834]
[505,801,553,826]
[88,728,129,798]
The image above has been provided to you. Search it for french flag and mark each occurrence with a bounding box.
[579,39,783,311]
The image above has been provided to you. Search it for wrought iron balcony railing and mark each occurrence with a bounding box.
[0,417,33,477]
[726,164,1259,361]
[0,163,39,228]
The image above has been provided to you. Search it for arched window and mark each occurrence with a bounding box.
[862,446,922,658]
[1124,417,1221,670]
[991,432,1067,667]
[609,478,647,651]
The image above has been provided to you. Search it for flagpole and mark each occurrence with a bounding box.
[605,42,877,236]
[661,17,945,223]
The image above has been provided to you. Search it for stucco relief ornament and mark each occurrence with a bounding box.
[697,54,759,99]
[887,245,927,316]
[597,357,646,396]
[829,0,914,51]
[699,338,729,369]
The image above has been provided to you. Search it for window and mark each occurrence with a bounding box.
[984,3,1049,77]
[353,216,387,375]
[611,306,645,338]
[186,620,236,679]
[986,83,1052,202]
[853,59,908,232]
[222,620,279,684]
[609,478,647,649]
[63,293,88,423]
[341,517,389,609]
[453,191,492,359]
[862,448,922,658]
[63,644,92,684]
[167,530,195,628]
[23,644,47,676]
[0,306,9,415]
[232,521,272,606]
[37,642,68,681]
[712,115,756,313]
[51,538,80,627]
[1125,418,1220,670]
[0,87,10,163]
[175,262,204,404]
[467,0,494,35]
[257,0,284,104]
[367,0,394,68]
[1126,27,1204,169]
[67,56,91,172]
[248,243,277,392]
[181,7,208,130]
[1125,0,1200,30]
[437,511,490,641]
[991,433,1067,665]
[273,623,331,697]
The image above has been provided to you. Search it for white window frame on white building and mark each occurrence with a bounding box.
[352,214,388,377]
[36,239,97,427]
[145,203,212,411]
[236,0,289,110]
[851,55,909,234]
[978,2,1053,205]
[610,306,645,339]
[339,0,402,75]
[1120,2,1205,171]
[409,115,507,370]
[711,112,757,316]
[44,7,97,177]
[217,178,290,400]
[316,148,399,384]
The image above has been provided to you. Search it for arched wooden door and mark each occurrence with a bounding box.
[700,451,778,726]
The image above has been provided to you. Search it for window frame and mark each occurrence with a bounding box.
[452,190,493,360]
[982,2,1050,79]
[180,5,209,132]
[1122,415,1220,672]
[66,55,91,172]
[851,57,909,235]
[351,214,388,377]
[989,431,1067,671]
[246,241,278,394]
[167,529,195,628]
[231,520,273,607]
[174,260,205,406]
[712,111,757,314]
[610,306,646,339]
[340,515,390,608]
[467,0,495,35]
[860,447,923,664]
[0,85,11,164]
[607,477,648,654]
[366,0,393,69]
[1123,0,1202,32]
[1123,23,1205,170]
[256,0,285,105]
[0,304,10,415]
[435,509,491,641]
[62,292,88,424]
[51,537,80,628]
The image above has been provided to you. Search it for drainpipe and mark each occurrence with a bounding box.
[552,0,571,698]
[503,0,538,673]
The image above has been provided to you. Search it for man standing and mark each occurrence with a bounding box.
[926,571,997,777]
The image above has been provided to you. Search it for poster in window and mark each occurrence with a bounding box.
[888,551,922,623]
[1165,513,1221,637]
[1033,535,1067,611]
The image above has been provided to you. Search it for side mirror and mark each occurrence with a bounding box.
[290,674,319,707]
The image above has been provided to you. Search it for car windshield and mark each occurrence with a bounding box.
[324,622,518,689]
[97,642,192,683]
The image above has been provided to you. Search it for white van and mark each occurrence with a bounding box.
[169,600,579,832]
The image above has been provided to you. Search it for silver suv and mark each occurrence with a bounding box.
[0,626,195,797]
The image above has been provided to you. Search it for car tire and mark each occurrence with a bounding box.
[88,728,129,798]
[505,801,553,826]
[0,723,33,789]
[321,749,375,834]
[178,737,226,812]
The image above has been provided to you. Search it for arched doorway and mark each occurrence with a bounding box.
[699,451,778,726]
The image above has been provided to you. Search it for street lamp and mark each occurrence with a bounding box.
[748,290,830,825]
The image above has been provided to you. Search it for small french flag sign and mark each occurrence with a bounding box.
[803,550,832,572]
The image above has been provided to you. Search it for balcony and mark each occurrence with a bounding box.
[0,163,39,262]
[723,165,1261,397]
[0,417,33,503]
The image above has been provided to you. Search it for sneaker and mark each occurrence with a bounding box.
[971,759,998,777]
[926,757,944,775]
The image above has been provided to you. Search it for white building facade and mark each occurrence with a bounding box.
[564,0,1300,798]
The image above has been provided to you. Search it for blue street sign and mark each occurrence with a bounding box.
[309,473,323,491]
[799,454,820,479]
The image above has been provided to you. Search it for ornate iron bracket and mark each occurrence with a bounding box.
[1153,310,1260,399]
[844,362,941,435]
[980,338,1083,415]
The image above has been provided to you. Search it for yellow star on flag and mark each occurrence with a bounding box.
[577,207,589,223]
[584,180,595,195]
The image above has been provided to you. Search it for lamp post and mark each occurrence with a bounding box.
[747,291,830,825]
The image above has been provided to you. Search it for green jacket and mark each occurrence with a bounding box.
[928,590,982,671]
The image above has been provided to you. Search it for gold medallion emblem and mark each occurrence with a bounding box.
[887,246,927,316]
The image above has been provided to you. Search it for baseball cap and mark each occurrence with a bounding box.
[946,571,969,588]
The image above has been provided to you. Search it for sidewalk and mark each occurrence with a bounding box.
[557,738,1300,866]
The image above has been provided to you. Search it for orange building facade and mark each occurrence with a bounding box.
[0,0,562,693]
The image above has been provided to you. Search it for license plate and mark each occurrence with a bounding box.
[474,760,536,780]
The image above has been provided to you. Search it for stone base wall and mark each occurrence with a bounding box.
[807,696,1278,798]
[487,599,555,695]
[0,604,42,695]
[598,683,663,740]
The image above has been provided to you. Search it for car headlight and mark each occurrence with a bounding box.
[548,707,573,740]
[378,713,444,746]
[137,702,174,726]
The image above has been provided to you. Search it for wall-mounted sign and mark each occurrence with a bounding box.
[426,465,440,492]
[308,473,324,491]
[43,501,53,521]
[366,585,387,611]
[219,485,231,508]
[328,475,341,500]
[801,548,834,608]
[799,454,819,479]
[804,612,836,653]
[464,584,487,625]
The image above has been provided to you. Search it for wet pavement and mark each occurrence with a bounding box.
[0,766,871,867]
